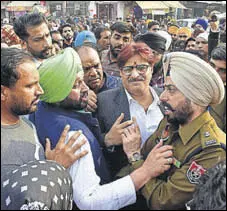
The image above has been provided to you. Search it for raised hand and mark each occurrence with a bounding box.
[122,117,141,158]
[45,125,88,169]
[142,140,173,178]
[85,89,97,112]
[104,113,134,147]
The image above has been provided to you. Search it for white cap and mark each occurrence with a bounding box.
[196,32,209,42]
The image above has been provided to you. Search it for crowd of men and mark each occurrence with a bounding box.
[1,11,226,210]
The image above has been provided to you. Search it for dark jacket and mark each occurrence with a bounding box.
[96,85,131,177]
[29,101,111,184]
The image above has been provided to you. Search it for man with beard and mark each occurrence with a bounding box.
[77,45,121,94]
[29,47,111,184]
[117,52,226,210]
[196,32,209,62]
[2,47,174,210]
[1,47,89,209]
[13,13,53,68]
[59,23,74,48]
[167,24,179,51]
[101,22,135,77]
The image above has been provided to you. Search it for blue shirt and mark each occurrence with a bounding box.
[29,101,111,184]
[99,72,122,93]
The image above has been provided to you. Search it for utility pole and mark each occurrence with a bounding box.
[63,1,67,17]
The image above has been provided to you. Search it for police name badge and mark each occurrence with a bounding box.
[187,161,206,184]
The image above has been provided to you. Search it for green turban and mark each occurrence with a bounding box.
[39,48,83,103]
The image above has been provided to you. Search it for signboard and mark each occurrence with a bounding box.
[56,5,61,10]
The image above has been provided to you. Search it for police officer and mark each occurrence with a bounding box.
[119,52,226,210]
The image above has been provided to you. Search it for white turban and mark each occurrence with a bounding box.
[163,52,225,107]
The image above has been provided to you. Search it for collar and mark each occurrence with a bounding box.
[124,86,159,106]
[33,57,43,69]
[179,111,212,145]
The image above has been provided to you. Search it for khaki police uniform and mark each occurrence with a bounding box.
[210,86,226,132]
[118,111,226,210]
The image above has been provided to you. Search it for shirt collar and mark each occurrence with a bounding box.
[179,111,212,145]
[125,86,159,106]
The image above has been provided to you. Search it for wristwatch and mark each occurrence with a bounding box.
[128,152,143,163]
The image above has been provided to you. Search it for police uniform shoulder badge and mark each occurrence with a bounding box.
[187,161,206,184]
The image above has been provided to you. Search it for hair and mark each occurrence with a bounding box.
[1,47,34,88]
[94,26,110,40]
[59,23,72,34]
[50,30,61,37]
[13,13,48,41]
[185,37,196,48]
[188,161,226,210]
[117,42,155,69]
[148,21,160,29]
[76,44,99,57]
[110,22,134,34]
[211,44,226,61]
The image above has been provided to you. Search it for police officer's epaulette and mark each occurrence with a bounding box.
[199,121,226,150]
[179,123,226,168]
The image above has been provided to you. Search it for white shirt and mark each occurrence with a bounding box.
[66,131,136,210]
[125,87,163,146]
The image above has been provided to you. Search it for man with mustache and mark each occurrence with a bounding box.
[13,13,53,68]
[59,23,74,48]
[1,47,88,209]
[118,52,226,210]
[28,47,174,210]
[96,43,163,179]
[1,47,173,210]
[101,22,135,77]
[29,48,111,185]
[77,45,121,94]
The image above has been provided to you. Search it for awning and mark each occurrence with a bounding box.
[6,1,38,12]
[163,1,187,9]
[136,1,169,10]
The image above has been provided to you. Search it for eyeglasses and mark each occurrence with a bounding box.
[83,63,101,72]
[196,41,208,45]
[121,64,150,76]
[179,35,188,38]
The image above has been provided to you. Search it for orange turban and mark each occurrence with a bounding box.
[178,27,192,37]
[168,26,179,34]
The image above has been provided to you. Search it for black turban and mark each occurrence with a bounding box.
[134,32,166,54]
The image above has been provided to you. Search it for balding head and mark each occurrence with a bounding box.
[76,45,104,93]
